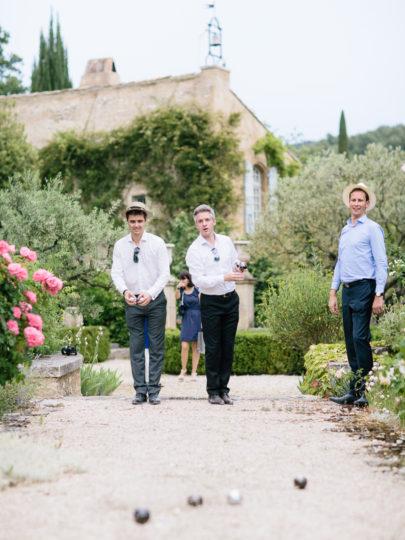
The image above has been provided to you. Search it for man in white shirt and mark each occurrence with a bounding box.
[186,204,245,405]
[111,202,170,405]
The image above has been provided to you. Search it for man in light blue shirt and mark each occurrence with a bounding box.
[328,182,388,407]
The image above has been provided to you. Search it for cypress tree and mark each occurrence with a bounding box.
[338,110,349,156]
[31,15,72,92]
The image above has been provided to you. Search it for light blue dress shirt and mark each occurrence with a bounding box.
[331,214,388,295]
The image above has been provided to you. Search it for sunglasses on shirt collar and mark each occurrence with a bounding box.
[211,247,220,261]
[133,247,140,263]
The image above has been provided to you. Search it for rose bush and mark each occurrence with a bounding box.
[0,240,63,385]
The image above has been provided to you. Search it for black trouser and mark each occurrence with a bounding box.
[342,279,375,393]
[200,291,239,396]
[125,291,167,396]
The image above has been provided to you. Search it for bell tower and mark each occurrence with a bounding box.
[205,3,225,67]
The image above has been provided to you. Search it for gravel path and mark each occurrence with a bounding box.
[0,359,404,540]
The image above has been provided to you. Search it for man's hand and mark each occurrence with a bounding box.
[137,292,152,306]
[372,295,384,315]
[224,272,245,282]
[328,290,339,315]
[124,290,136,306]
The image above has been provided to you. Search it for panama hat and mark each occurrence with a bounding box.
[342,182,376,211]
[125,201,153,218]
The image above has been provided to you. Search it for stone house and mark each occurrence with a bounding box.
[6,59,298,237]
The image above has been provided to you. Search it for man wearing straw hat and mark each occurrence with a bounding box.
[328,183,388,407]
[111,202,170,405]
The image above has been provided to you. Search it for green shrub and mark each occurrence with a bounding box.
[260,268,343,354]
[299,343,349,396]
[61,326,110,363]
[0,374,39,420]
[376,297,405,349]
[80,274,129,346]
[81,364,123,396]
[163,329,303,375]
[367,338,405,425]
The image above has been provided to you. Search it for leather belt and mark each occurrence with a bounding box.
[202,290,236,298]
[220,290,235,298]
[342,279,375,288]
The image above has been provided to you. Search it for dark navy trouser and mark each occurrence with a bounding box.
[342,279,375,392]
[125,291,167,396]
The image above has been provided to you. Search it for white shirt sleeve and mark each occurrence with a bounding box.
[146,238,171,300]
[111,242,127,295]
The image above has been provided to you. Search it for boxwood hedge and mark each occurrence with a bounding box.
[163,329,303,375]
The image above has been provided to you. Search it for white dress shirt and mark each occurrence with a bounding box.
[186,233,239,295]
[111,232,170,300]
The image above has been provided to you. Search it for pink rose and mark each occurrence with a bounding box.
[1,252,12,264]
[19,302,33,313]
[45,276,63,293]
[0,240,15,254]
[20,247,37,262]
[12,306,22,319]
[26,313,43,331]
[24,326,45,347]
[7,320,19,336]
[24,290,37,303]
[33,269,52,282]
[8,263,22,276]
[8,263,28,281]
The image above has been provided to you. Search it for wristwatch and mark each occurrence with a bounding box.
[375,293,383,297]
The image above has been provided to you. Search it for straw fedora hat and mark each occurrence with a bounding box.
[342,182,376,211]
[125,201,153,219]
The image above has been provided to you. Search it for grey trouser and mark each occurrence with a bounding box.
[125,291,167,396]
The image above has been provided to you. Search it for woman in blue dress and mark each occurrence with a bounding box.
[175,270,201,381]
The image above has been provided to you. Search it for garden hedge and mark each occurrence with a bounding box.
[163,329,303,375]
[60,326,110,363]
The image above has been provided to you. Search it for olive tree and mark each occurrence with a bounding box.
[250,144,405,296]
[0,171,124,315]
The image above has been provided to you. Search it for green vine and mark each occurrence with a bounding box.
[39,104,243,236]
[253,131,300,177]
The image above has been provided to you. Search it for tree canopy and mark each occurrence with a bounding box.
[0,26,26,95]
[294,124,405,161]
[0,101,37,188]
[0,171,122,310]
[39,105,243,237]
[31,15,72,92]
[250,144,405,296]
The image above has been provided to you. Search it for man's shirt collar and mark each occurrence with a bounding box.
[126,232,149,244]
[346,214,368,226]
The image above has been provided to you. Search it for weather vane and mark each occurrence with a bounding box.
[205,2,225,67]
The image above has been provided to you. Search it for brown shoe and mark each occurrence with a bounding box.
[208,394,224,405]
[220,393,233,405]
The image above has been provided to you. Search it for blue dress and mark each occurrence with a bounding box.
[180,287,201,342]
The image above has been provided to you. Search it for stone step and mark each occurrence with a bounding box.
[108,347,130,360]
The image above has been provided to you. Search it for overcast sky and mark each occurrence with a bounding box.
[1,0,404,141]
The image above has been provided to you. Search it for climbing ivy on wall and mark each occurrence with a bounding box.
[253,131,300,177]
[39,105,243,233]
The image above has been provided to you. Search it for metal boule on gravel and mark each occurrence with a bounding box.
[227,489,242,504]
[134,507,150,524]
[187,494,203,506]
[294,476,307,489]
